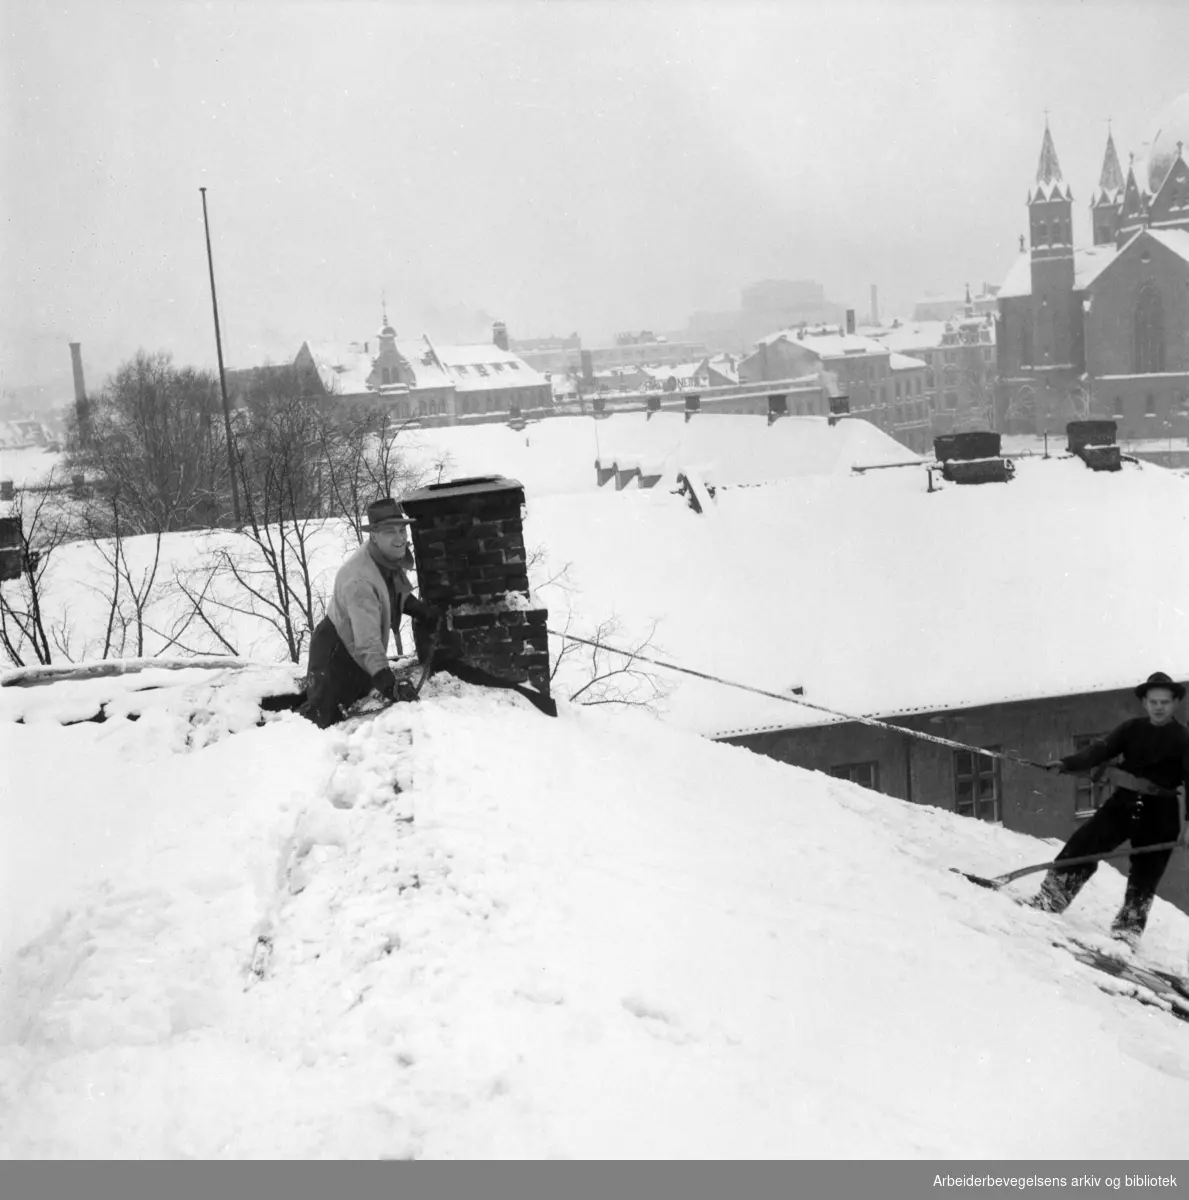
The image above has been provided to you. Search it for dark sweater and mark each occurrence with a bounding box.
[1061,717,1189,793]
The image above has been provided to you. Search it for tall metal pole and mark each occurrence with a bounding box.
[199,187,242,529]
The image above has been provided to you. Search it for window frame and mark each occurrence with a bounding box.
[953,745,1002,822]
[830,761,880,791]
[1072,734,1110,817]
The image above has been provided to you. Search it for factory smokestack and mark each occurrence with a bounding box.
[870,284,880,327]
[69,342,90,441]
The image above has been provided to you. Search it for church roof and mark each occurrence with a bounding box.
[997,243,1119,300]
[1143,227,1189,266]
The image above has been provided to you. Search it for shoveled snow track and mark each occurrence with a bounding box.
[1054,936,1189,1023]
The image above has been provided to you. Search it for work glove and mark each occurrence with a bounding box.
[403,595,444,628]
[371,669,420,704]
[371,668,399,701]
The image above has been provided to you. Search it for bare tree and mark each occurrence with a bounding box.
[226,385,330,662]
[1004,382,1036,430]
[80,491,166,659]
[550,613,669,711]
[69,350,228,534]
[529,544,667,712]
[0,471,74,667]
[317,405,428,541]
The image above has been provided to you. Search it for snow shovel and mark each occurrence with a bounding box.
[951,841,1183,891]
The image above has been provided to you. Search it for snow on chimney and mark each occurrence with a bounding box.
[493,321,509,352]
[401,476,550,698]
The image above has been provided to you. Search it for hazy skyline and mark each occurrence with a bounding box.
[4,0,1189,400]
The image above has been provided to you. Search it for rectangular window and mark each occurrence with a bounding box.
[1072,735,1109,816]
[1113,396,1124,418]
[1146,392,1157,416]
[830,762,880,791]
[953,747,1001,822]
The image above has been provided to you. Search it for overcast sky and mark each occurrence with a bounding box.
[4,0,1189,398]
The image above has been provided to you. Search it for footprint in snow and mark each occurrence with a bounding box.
[621,995,693,1044]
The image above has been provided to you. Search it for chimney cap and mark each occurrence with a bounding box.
[401,474,525,514]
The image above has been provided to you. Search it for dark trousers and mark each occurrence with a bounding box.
[1033,789,1180,935]
[299,617,374,729]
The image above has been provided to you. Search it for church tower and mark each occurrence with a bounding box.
[1028,121,1077,370]
[1147,142,1189,235]
[1090,127,1124,246]
[369,299,412,389]
[1116,154,1149,248]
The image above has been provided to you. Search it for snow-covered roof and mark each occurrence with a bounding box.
[706,354,740,383]
[756,328,888,359]
[587,411,915,487]
[997,243,1119,299]
[300,338,548,397]
[1147,227,1189,266]
[9,655,1189,1156]
[642,361,705,382]
[521,454,1189,740]
[888,352,928,372]
[869,321,950,352]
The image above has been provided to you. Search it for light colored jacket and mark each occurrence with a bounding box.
[327,543,413,677]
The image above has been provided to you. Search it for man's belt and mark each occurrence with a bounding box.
[1091,765,1180,799]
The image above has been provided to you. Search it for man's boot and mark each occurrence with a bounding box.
[1024,867,1085,914]
[1110,886,1155,951]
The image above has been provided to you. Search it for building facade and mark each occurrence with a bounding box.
[297,319,552,423]
[997,95,1189,437]
[719,682,1189,917]
[739,326,931,452]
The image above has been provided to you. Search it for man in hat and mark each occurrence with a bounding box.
[298,497,443,728]
[1026,672,1189,947]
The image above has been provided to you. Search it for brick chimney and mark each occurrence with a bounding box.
[69,342,90,436]
[492,321,509,352]
[401,476,550,697]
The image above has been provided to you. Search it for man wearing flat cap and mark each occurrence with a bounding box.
[299,497,443,728]
[1026,671,1189,947]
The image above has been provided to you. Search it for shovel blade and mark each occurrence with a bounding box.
[948,866,1004,890]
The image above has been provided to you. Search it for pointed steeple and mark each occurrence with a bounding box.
[1091,125,1125,245]
[1116,153,1150,248]
[1095,127,1125,200]
[1033,119,1071,201]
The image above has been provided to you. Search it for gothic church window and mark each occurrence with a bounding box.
[1134,284,1166,374]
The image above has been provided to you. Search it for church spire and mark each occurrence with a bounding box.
[1033,119,1071,200]
[1091,125,1125,245]
[1116,152,1150,248]
[1096,126,1125,198]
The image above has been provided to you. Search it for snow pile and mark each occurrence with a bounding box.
[3,667,1189,1158]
